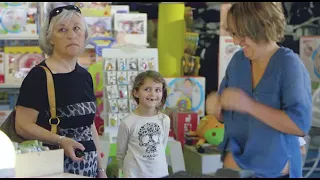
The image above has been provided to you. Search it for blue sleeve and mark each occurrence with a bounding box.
[281,54,312,135]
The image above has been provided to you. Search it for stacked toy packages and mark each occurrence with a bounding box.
[101,48,158,142]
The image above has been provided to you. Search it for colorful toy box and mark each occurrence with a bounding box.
[0,6,38,37]
[75,2,112,17]
[4,46,44,85]
[164,77,205,117]
[85,17,113,38]
[113,13,148,46]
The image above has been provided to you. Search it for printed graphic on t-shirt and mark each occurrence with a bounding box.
[138,122,161,160]
[45,101,97,118]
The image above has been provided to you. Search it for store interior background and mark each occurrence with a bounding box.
[115,2,320,94]
[1,2,320,178]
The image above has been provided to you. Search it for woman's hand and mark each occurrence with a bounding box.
[97,171,108,178]
[206,92,222,119]
[220,88,255,113]
[59,137,85,162]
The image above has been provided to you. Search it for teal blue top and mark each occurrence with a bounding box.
[217,47,312,178]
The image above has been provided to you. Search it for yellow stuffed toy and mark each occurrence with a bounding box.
[187,115,224,146]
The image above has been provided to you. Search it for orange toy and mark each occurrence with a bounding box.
[187,115,224,146]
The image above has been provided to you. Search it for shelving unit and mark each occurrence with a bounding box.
[0,2,43,115]
[0,35,39,41]
[86,44,95,49]
[0,84,21,89]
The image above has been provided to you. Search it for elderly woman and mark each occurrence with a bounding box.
[14,4,107,178]
[206,2,312,178]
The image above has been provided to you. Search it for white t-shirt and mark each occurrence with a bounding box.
[116,112,170,178]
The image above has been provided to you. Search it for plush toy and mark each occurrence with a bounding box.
[187,115,224,146]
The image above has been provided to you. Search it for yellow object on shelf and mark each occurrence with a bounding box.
[75,2,111,17]
[4,46,42,54]
[184,6,194,31]
[182,53,201,76]
[184,32,199,55]
[158,3,185,77]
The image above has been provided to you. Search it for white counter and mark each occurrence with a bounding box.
[34,173,89,178]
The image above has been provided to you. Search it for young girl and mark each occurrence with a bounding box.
[116,70,170,178]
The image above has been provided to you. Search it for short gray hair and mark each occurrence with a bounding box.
[39,5,91,56]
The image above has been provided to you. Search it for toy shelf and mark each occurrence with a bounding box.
[0,35,39,40]
[0,84,21,89]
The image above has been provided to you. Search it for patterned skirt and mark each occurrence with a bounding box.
[64,151,98,178]
[59,126,98,178]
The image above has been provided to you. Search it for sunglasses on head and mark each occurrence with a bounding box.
[48,5,81,25]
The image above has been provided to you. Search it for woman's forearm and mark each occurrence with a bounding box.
[16,123,61,145]
[247,100,304,136]
[91,124,104,169]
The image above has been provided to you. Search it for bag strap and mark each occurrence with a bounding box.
[40,65,60,134]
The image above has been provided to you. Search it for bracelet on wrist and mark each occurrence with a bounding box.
[57,136,66,146]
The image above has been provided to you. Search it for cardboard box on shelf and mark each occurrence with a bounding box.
[166,108,198,147]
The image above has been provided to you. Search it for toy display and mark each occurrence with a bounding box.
[165,77,205,117]
[182,53,200,76]
[186,115,224,147]
[101,48,159,142]
[184,32,199,55]
[85,17,113,38]
[4,46,44,85]
[87,37,117,135]
[0,2,37,9]
[300,36,320,83]
[182,32,201,76]
[43,2,111,18]
[113,13,148,45]
[75,2,111,17]
[184,6,194,32]
[0,5,38,37]
[218,36,241,87]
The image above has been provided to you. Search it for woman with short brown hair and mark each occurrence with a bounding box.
[206,2,311,178]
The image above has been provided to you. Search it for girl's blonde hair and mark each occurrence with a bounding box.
[132,70,167,110]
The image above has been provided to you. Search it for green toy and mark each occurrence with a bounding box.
[204,128,224,146]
